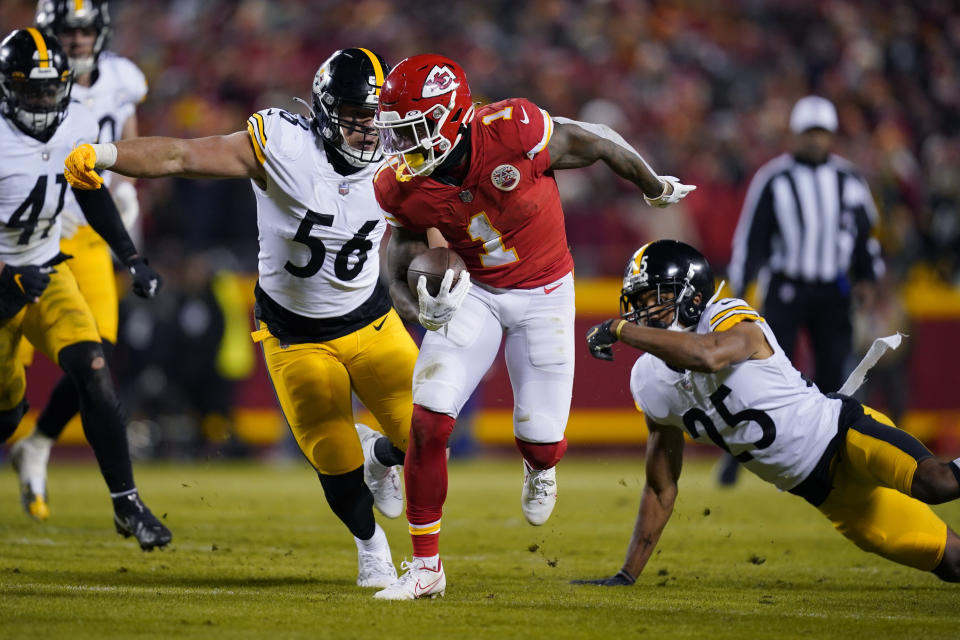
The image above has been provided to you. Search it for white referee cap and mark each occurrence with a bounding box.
[789,96,838,133]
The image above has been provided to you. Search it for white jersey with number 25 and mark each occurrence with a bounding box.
[629,297,841,491]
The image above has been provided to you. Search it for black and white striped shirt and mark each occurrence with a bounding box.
[728,153,884,296]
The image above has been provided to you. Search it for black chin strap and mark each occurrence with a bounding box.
[321,138,364,176]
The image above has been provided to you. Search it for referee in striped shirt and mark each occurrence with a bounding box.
[720,96,885,484]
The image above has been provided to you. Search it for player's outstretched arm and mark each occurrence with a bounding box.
[572,419,684,586]
[547,118,695,207]
[64,131,267,190]
[386,226,430,324]
[587,316,770,372]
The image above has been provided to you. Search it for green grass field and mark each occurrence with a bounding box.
[0,455,957,639]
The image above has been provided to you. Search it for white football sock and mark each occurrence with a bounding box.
[355,522,388,552]
[413,554,440,570]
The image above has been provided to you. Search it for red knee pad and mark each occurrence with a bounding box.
[515,437,567,470]
[411,405,455,449]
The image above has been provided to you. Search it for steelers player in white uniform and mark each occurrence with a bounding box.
[575,240,960,586]
[0,28,169,550]
[10,0,148,521]
[64,48,422,588]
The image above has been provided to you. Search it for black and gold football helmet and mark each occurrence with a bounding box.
[0,28,73,141]
[310,47,390,166]
[620,240,715,329]
[35,0,112,76]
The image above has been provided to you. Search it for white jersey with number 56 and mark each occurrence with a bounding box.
[629,297,841,491]
[246,108,388,319]
[0,103,98,266]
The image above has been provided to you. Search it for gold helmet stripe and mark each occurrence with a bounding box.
[629,242,652,276]
[26,28,50,68]
[357,47,385,94]
[74,0,86,12]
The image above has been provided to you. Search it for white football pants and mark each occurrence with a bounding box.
[412,271,575,443]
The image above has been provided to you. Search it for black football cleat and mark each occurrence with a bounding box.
[113,494,172,551]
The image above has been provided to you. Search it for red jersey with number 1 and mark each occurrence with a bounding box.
[374,98,574,289]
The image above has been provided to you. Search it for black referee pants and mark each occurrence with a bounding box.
[763,275,852,394]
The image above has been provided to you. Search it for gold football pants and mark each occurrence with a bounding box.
[18,226,118,367]
[0,264,101,410]
[255,309,416,475]
[818,405,947,571]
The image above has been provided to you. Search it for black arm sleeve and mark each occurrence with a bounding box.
[850,206,884,282]
[729,177,777,297]
[741,182,777,289]
[71,186,138,264]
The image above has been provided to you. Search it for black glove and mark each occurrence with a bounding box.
[586,319,620,361]
[125,256,162,298]
[570,569,636,587]
[0,263,54,301]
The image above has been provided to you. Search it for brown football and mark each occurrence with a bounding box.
[407,247,468,297]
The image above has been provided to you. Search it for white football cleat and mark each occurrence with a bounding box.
[356,424,403,519]
[10,433,53,521]
[357,545,398,588]
[373,557,446,600]
[521,460,557,526]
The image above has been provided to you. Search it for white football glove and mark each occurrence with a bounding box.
[111,180,140,232]
[644,175,696,207]
[417,269,472,331]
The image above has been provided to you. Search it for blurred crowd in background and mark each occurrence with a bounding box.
[2,0,959,455]
[5,0,958,279]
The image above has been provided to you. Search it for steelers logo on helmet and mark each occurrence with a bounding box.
[0,28,74,142]
[309,47,390,167]
[491,164,520,191]
[619,240,715,330]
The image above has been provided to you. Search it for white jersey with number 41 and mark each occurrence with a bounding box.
[0,103,98,266]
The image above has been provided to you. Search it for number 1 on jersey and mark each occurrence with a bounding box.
[468,211,518,267]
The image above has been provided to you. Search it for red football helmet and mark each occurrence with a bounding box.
[374,54,475,179]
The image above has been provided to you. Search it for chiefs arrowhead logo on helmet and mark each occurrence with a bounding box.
[422,65,458,98]
[374,54,475,179]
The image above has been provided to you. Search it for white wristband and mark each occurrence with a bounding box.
[91,143,118,170]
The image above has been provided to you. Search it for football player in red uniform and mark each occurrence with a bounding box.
[370,54,696,600]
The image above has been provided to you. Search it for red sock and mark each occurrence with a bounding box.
[515,437,568,470]
[406,405,456,557]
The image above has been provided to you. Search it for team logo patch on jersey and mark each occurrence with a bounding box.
[339,181,350,195]
[491,164,520,191]
[422,65,457,98]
